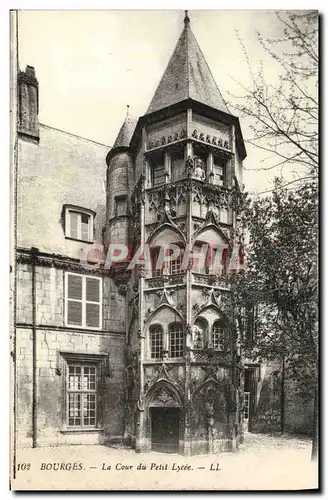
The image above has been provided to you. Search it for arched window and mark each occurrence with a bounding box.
[192,243,227,275]
[212,320,224,351]
[191,242,210,274]
[151,247,162,277]
[169,244,184,275]
[149,325,163,359]
[151,245,184,276]
[169,322,184,358]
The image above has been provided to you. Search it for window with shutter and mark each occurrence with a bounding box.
[64,206,94,242]
[69,212,79,239]
[65,273,102,329]
[86,277,100,328]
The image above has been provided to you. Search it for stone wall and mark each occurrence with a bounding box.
[17,125,107,257]
[15,259,126,446]
[16,327,125,446]
[251,362,313,435]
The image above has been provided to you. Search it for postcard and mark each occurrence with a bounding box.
[10,9,319,491]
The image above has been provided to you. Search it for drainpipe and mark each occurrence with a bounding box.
[31,247,39,447]
[280,354,285,434]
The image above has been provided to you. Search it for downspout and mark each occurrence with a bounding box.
[31,247,39,447]
[280,354,285,434]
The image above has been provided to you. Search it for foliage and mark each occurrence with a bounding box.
[231,180,318,400]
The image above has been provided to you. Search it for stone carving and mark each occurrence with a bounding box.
[191,128,231,150]
[184,323,191,336]
[146,277,164,289]
[144,380,151,393]
[155,288,174,307]
[151,387,180,407]
[139,265,147,278]
[148,192,159,211]
[186,155,194,177]
[194,157,206,181]
[155,362,174,382]
[177,303,186,315]
[148,129,187,150]
[193,325,204,349]
[175,218,186,233]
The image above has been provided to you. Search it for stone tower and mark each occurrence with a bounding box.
[106,12,246,455]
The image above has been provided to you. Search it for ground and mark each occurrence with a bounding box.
[11,433,318,491]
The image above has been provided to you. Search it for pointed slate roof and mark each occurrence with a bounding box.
[113,105,138,148]
[147,13,229,115]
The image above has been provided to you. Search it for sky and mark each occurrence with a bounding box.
[17,10,304,195]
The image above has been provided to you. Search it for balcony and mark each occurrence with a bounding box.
[145,273,185,290]
[192,273,230,290]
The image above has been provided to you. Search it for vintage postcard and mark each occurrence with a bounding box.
[10,9,319,490]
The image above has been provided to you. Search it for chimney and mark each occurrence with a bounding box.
[17,65,39,142]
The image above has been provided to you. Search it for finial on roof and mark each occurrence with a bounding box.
[184,10,190,26]
[126,104,130,117]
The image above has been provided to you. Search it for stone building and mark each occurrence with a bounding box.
[13,12,311,454]
[14,65,126,447]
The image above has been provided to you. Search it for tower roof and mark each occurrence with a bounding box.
[113,105,137,148]
[146,12,229,115]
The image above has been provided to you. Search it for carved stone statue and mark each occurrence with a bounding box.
[193,325,204,349]
[194,157,206,181]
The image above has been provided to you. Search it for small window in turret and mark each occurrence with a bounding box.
[115,196,127,217]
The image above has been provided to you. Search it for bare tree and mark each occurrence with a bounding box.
[230,11,318,186]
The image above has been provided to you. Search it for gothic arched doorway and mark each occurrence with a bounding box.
[147,383,183,454]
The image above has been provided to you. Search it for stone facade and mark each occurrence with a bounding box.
[14,64,127,447]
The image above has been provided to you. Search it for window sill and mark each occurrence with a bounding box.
[60,428,104,434]
[65,236,94,244]
[144,358,185,364]
[65,323,102,332]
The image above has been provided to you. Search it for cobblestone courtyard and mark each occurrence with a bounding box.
[12,433,318,490]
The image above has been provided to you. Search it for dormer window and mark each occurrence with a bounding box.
[64,205,95,243]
